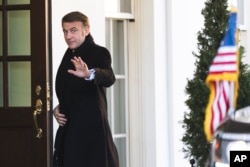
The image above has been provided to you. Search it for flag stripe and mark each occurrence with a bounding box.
[213,55,236,63]
[209,64,237,72]
[217,46,237,53]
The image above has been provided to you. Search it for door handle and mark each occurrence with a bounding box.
[33,99,43,139]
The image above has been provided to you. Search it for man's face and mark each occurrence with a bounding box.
[62,21,90,50]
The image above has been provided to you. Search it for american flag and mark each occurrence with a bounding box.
[204,7,239,142]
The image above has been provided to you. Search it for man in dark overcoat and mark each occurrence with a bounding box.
[53,11,119,167]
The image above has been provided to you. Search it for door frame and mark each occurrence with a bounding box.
[31,0,53,166]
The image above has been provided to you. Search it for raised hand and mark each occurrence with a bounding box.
[68,56,91,78]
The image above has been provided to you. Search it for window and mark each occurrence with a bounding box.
[105,1,134,166]
[106,18,129,167]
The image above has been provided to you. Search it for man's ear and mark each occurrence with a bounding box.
[84,26,90,35]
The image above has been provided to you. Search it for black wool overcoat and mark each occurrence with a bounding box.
[53,34,119,167]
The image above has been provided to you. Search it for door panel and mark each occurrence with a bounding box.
[0,0,52,167]
[8,62,31,106]
[0,127,32,166]
[8,0,30,5]
[0,12,2,55]
[8,10,31,56]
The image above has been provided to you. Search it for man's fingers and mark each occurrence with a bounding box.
[71,56,86,66]
[58,119,67,126]
[54,112,67,126]
[67,69,76,75]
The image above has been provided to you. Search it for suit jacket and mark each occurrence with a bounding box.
[54,34,119,167]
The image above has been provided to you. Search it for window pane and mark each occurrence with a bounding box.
[7,0,30,5]
[105,19,111,51]
[8,10,30,56]
[120,0,131,13]
[8,62,31,107]
[0,63,3,107]
[114,79,126,134]
[107,88,112,125]
[113,20,125,75]
[0,12,2,56]
[114,138,127,167]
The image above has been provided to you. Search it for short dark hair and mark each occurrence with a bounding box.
[62,11,90,27]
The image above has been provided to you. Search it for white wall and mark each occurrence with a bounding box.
[170,1,205,167]
[134,0,205,166]
[51,0,106,142]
